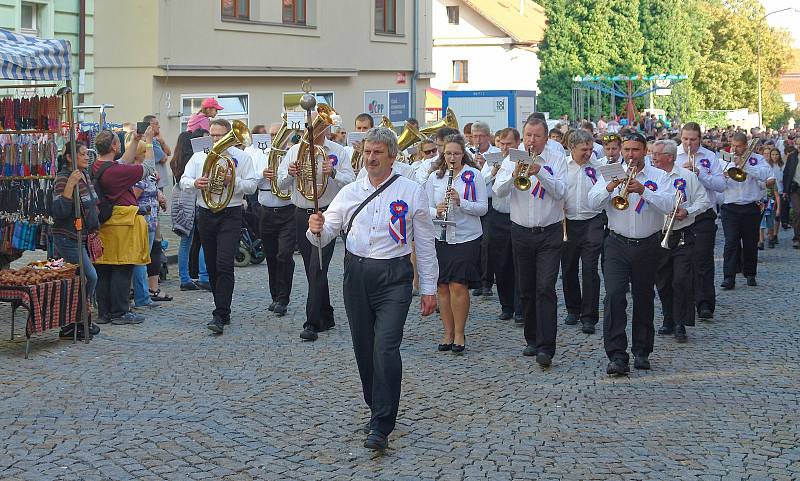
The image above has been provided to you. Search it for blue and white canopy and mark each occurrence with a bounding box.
[0,28,72,81]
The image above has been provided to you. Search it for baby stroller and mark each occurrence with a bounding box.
[235,201,266,267]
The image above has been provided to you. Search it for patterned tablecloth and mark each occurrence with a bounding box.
[0,276,81,336]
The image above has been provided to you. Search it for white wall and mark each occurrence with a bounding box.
[433,0,506,39]
[431,44,539,91]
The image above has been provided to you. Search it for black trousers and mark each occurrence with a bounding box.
[343,253,413,436]
[691,209,717,314]
[602,232,661,363]
[561,214,605,324]
[721,203,761,279]
[511,221,562,356]
[656,227,696,329]
[295,207,336,331]
[197,206,242,321]
[479,199,493,288]
[259,204,297,305]
[95,264,134,320]
[486,209,517,312]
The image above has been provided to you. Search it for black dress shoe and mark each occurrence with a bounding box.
[658,325,674,336]
[633,356,651,370]
[698,308,713,320]
[88,323,101,336]
[674,325,688,343]
[364,430,388,451]
[522,345,537,357]
[273,303,287,316]
[472,288,483,297]
[746,276,757,287]
[180,282,199,291]
[720,278,735,290]
[581,321,595,334]
[564,313,579,325]
[207,318,224,334]
[300,328,318,341]
[499,310,513,320]
[514,314,524,324]
[481,287,493,296]
[535,352,552,368]
[437,342,452,352]
[451,337,465,354]
[268,301,276,312]
[607,359,630,376]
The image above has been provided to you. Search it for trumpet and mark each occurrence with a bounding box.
[660,189,684,249]
[611,159,637,210]
[724,138,759,182]
[512,149,543,191]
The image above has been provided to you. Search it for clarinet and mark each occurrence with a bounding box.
[438,162,455,242]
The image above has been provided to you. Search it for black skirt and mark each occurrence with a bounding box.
[435,236,482,288]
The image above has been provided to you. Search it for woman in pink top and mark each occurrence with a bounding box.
[186,97,224,132]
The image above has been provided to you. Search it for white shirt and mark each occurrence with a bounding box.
[179,147,259,209]
[473,145,501,198]
[519,140,566,157]
[356,160,416,181]
[414,156,437,186]
[245,144,293,208]
[720,152,772,205]
[676,144,724,208]
[494,143,568,228]
[277,138,356,209]
[425,165,488,244]
[307,170,439,295]
[481,160,511,213]
[588,162,674,239]
[771,163,784,193]
[660,165,710,231]
[592,142,605,161]
[565,156,604,221]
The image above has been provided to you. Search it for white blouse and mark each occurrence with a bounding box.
[425,164,488,244]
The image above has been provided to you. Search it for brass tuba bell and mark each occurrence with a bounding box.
[419,107,459,137]
[267,113,298,200]
[296,104,335,201]
[201,120,251,213]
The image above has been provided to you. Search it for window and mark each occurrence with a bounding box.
[453,60,468,83]
[180,94,250,132]
[375,0,397,34]
[282,0,307,25]
[221,0,249,20]
[446,6,459,25]
[20,2,39,35]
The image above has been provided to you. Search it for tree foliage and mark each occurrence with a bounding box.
[536,0,793,125]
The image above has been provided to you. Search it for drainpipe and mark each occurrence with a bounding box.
[79,0,86,104]
[411,0,419,120]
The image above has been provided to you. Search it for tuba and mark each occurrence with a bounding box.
[724,138,759,183]
[267,113,298,200]
[201,120,251,213]
[419,107,459,137]
[296,104,335,201]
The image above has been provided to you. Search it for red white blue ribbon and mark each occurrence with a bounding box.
[673,178,686,201]
[389,200,408,245]
[328,153,339,167]
[531,165,554,199]
[461,170,476,201]
[635,180,658,213]
[699,158,711,169]
[585,166,597,184]
[748,156,757,166]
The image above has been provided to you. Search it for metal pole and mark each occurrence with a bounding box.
[299,86,323,270]
[757,27,762,129]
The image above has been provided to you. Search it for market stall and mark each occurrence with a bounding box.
[1,28,88,356]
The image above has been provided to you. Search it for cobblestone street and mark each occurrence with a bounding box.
[1,229,798,481]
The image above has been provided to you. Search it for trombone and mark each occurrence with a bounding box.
[724,138,759,182]
[660,189,684,249]
[611,159,637,210]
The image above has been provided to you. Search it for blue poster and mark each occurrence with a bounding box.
[388,91,410,123]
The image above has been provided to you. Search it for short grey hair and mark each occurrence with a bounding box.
[569,129,594,149]
[471,121,491,136]
[653,139,678,159]
[364,127,399,157]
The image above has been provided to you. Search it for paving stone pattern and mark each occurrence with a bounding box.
[1,227,798,481]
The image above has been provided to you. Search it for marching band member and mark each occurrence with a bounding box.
[482,127,521,320]
[494,117,567,368]
[344,113,374,176]
[414,127,460,186]
[677,122,724,319]
[601,133,623,164]
[412,138,438,173]
[561,129,606,334]
[356,154,416,180]
[581,121,605,160]
[652,140,710,343]
[426,134,488,354]
[246,128,296,318]
[470,121,502,297]
[180,119,259,334]
[587,132,674,375]
[719,132,772,289]
[277,114,355,342]
[307,127,437,451]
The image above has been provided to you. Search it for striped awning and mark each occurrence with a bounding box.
[0,29,72,81]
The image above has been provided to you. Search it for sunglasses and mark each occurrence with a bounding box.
[602,134,621,143]
[423,148,437,155]
[623,133,647,144]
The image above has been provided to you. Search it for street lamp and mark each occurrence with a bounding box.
[757,7,800,128]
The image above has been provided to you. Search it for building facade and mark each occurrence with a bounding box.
[94,0,433,142]
[430,0,544,93]
[0,0,94,102]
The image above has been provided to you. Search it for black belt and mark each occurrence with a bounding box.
[345,252,410,264]
[695,208,717,221]
[513,220,561,233]
[261,204,294,213]
[299,206,328,215]
[609,231,659,246]
[565,213,603,224]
